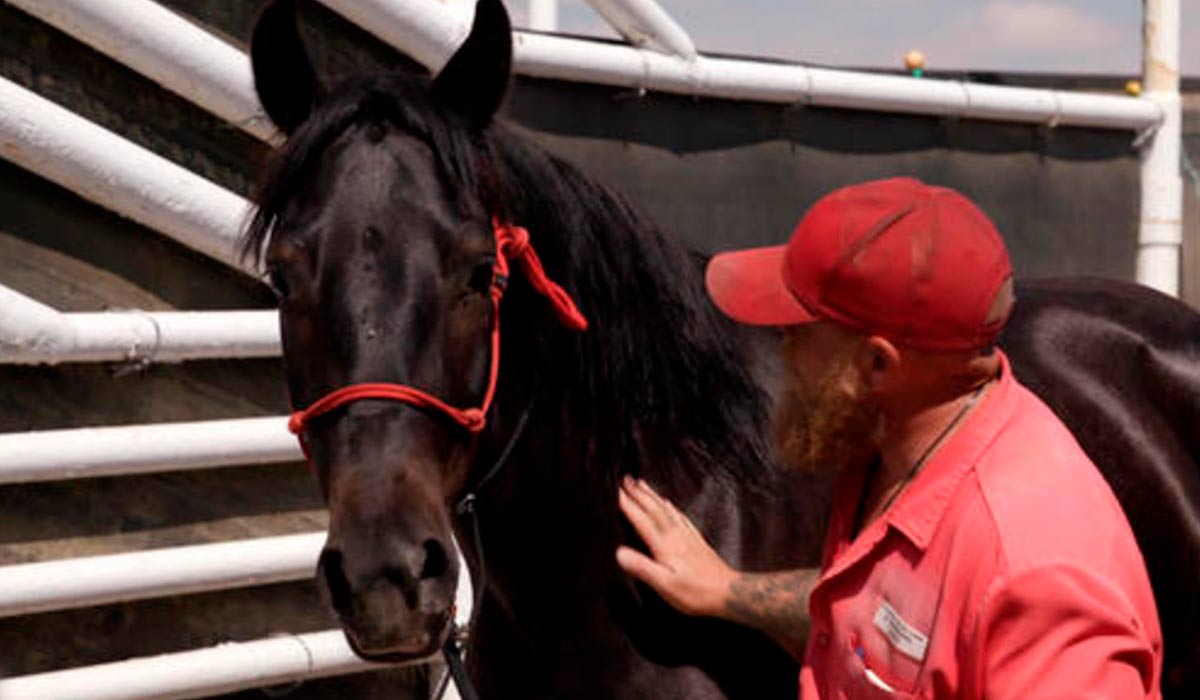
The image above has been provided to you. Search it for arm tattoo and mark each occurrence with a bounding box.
[723,569,819,661]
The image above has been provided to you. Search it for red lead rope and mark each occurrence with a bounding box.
[287,219,587,449]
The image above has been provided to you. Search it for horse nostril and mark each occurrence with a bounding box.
[420,538,449,580]
[319,548,354,618]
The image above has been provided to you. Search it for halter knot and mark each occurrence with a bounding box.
[287,412,307,435]
[493,218,588,332]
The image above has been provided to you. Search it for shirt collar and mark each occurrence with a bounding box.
[884,350,1019,551]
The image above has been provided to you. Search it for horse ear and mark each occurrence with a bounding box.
[250,0,324,136]
[431,0,513,128]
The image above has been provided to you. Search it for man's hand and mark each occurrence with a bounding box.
[616,477,818,660]
[615,477,737,618]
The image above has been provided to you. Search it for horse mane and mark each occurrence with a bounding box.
[244,73,775,494]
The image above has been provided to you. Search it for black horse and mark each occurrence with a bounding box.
[246,1,1200,697]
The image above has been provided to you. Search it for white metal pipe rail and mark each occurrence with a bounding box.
[6,0,1162,133]
[520,36,1162,130]
[0,76,254,275]
[528,0,558,32]
[0,532,474,623]
[318,0,1162,131]
[0,533,322,618]
[1138,0,1183,295]
[0,416,298,484]
[0,630,393,700]
[318,0,470,74]
[514,33,1162,129]
[0,538,473,700]
[5,0,275,143]
[0,0,1166,298]
[583,0,696,59]
[0,284,279,366]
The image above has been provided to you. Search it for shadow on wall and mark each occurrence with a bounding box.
[508,77,1135,162]
[503,78,1140,285]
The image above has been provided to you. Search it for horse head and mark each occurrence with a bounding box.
[246,0,527,661]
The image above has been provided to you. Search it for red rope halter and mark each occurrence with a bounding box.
[287,218,587,449]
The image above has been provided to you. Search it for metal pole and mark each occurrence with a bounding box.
[0,416,298,484]
[6,0,273,142]
[0,77,254,275]
[0,630,393,700]
[313,0,1160,131]
[529,0,558,32]
[1137,0,1182,295]
[0,284,280,365]
[584,0,696,58]
[0,533,324,617]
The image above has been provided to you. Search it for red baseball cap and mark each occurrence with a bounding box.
[705,177,1012,351]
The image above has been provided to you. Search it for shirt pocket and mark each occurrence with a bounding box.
[844,632,919,700]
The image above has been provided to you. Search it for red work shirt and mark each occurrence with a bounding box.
[800,351,1162,699]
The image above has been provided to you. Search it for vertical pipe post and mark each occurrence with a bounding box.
[1138,0,1182,295]
[584,0,696,58]
[530,0,558,32]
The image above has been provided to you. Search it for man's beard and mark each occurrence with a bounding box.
[773,368,881,474]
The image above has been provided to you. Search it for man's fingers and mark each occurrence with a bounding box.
[633,479,676,521]
[635,479,703,535]
[619,484,666,551]
[621,477,671,534]
[616,545,673,592]
[633,477,664,501]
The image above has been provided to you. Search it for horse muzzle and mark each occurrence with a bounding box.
[318,538,458,660]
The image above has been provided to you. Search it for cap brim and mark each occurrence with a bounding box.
[705,246,817,326]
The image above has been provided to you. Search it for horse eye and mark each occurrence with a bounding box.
[467,260,495,295]
[266,264,291,300]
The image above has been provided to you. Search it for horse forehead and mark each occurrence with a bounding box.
[328,124,445,202]
[309,128,462,245]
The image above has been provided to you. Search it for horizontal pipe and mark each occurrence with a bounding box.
[0,540,474,699]
[0,0,1156,176]
[4,0,1154,142]
[6,0,275,143]
[584,0,696,58]
[0,284,280,365]
[0,532,474,623]
[514,33,1163,130]
[0,76,255,274]
[318,0,1161,131]
[1,14,1153,292]
[0,416,298,484]
[0,533,324,618]
[0,630,398,700]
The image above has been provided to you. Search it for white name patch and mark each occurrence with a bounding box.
[874,600,929,662]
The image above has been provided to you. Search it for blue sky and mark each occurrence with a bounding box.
[511,0,1199,76]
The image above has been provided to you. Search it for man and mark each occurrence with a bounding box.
[616,177,1162,698]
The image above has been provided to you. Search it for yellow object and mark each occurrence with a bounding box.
[904,50,926,73]
[1125,80,1143,97]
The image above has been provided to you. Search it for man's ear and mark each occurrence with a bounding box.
[250,0,324,135]
[431,0,513,129]
[860,335,901,393]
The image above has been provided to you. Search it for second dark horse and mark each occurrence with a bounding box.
[247,1,1200,696]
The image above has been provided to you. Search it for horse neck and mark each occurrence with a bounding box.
[470,220,788,557]
[457,400,823,695]
[462,326,779,595]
